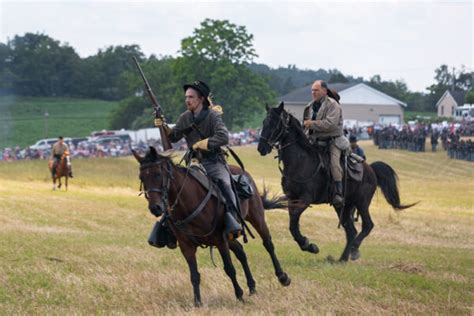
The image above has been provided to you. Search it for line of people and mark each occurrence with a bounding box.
[373,125,427,152]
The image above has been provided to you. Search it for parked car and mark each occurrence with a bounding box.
[29,137,72,151]
[70,137,89,146]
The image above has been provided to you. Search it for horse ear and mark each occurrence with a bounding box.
[265,103,270,112]
[149,146,158,160]
[131,149,142,163]
[278,101,285,110]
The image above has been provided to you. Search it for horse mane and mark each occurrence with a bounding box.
[143,147,175,164]
[285,111,314,153]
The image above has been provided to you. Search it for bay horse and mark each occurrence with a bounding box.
[257,102,415,262]
[49,151,70,191]
[132,147,290,307]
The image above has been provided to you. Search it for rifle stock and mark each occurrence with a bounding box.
[132,56,172,151]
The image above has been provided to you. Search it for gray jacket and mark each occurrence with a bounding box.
[169,108,229,152]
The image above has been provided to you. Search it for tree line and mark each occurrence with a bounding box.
[1,19,472,130]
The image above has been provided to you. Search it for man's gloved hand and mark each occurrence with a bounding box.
[192,138,209,151]
[303,120,313,129]
[154,117,165,127]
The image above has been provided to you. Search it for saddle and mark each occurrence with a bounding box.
[148,163,254,249]
[311,141,364,183]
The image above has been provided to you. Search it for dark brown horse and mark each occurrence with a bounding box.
[257,102,416,262]
[133,147,290,306]
[49,152,70,191]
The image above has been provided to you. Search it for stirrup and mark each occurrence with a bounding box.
[227,230,242,241]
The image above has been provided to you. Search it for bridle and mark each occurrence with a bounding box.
[139,159,174,208]
[259,110,292,150]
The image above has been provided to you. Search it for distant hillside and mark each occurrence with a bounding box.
[247,63,332,96]
[0,96,119,148]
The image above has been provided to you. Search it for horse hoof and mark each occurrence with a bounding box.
[278,273,291,287]
[326,255,345,264]
[249,288,256,295]
[350,249,361,261]
[302,243,319,254]
[194,300,202,307]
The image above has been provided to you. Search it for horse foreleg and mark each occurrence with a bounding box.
[52,176,56,190]
[57,176,62,189]
[179,243,202,307]
[229,240,256,295]
[248,218,291,287]
[289,205,319,254]
[65,176,68,191]
[336,204,358,262]
[216,240,244,301]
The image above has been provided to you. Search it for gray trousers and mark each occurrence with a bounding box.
[202,159,237,207]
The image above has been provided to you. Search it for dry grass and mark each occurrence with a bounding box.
[0,141,473,314]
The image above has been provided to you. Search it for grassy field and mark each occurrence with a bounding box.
[0,96,119,148]
[0,141,472,314]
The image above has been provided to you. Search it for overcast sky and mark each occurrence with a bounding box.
[1,0,472,92]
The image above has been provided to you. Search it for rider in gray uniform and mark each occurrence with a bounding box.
[154,81,242,240]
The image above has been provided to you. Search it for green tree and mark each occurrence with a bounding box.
[109,56,179,129]
[328,70,349,83]
[172,19,276,129]
[180,19,257,64]
[82,45,145,100]
[7,33,81,96]
[465,91,474,104]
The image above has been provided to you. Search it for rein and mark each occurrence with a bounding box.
[139,158,221,239]
[263,110,322,183]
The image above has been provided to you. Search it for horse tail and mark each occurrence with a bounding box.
[260,185,287,210]
[371,161,417,210]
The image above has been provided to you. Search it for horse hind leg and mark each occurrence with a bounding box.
[57,177,62,189]
[216,241,244,301]
[349,205,374,261]
[337,204,358,262]
[289,205,319,254]
[229,240,256,295]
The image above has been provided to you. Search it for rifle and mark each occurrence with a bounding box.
[132,56,172,151]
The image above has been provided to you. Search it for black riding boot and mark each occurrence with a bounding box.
[218,181,242,240]
[225,211,242,240]
[333,181,344,208]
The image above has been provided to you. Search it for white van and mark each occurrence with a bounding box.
[30,137,72,151]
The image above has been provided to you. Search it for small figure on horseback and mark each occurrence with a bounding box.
[49,136,73,190]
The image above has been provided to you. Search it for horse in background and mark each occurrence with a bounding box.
[257,102,416,262]
[49,151,70,191]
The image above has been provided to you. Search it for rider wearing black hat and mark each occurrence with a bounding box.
[154,80,242,240]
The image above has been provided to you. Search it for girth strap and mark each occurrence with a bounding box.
[174,176,214,228]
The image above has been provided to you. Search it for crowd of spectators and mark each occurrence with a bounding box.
[0,128,261,162]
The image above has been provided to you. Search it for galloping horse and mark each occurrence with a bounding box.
[133,147,290,306]
[49,151,70,191]
[257,102,415,262]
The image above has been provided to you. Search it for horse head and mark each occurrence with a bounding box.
[258,101,290,156]
[133,146,174,218]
